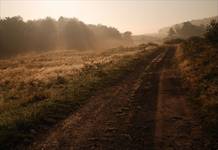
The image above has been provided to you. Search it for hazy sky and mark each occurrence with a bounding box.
[0,0,217,34]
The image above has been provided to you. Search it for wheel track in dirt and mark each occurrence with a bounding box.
[29,47,206,150]
[29,48,164,150]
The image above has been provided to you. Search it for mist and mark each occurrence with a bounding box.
[0,16,133,57]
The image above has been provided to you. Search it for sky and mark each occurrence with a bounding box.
[0,0,217,34]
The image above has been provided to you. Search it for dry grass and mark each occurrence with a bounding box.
[0,49,138,112]
[175,41,218,149]
[0,47,151,149]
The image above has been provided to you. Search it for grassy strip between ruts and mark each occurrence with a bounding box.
[0,48,159,150]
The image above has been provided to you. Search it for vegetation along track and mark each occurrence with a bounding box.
[29,46,206,150]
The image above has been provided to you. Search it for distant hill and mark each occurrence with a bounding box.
[132,33,163,45]
[159,16,218,38]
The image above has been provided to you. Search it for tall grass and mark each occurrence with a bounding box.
[0,48,154,149]
[175,38,218,148]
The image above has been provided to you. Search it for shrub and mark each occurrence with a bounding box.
[205,20,218,44]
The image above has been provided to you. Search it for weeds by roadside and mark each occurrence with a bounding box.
[175,38,218,149]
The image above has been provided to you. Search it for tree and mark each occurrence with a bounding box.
[168,27,176,37]
[122,31,133,46]
[205,20,218,44]
[0,16,131,57]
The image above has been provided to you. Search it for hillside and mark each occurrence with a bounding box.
[159,16,218,38]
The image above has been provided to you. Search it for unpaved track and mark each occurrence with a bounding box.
[30,47,205,150]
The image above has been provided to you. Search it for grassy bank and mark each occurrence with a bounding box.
[0,47,158,149]
[175,38,218,148]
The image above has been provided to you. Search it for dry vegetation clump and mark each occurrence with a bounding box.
[0,47,150,149]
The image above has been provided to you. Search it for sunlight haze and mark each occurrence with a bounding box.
[0,0,217,34]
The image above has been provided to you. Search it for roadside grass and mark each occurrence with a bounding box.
[0,48,157,149]
[175,38,218,148]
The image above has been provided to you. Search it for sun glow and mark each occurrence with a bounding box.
[1,0,217,34]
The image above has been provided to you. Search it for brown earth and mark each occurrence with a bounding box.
[29,47,206,150]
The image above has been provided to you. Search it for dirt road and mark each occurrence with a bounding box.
[30,47,206,150]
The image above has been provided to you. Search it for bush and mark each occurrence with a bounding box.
[205,20,218,44]
[178,37,218,149]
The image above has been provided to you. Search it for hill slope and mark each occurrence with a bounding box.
[159,16,218,38]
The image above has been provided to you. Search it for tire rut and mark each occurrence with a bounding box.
[29,49,164,150]
[128,48,171,150]
[154,48,207,150]
[29,47,205,150]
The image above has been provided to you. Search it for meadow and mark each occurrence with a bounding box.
[0,46,153,149]
[0,49,137,111]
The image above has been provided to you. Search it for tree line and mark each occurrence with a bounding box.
[0,16,133,57]
[168,21,205,39]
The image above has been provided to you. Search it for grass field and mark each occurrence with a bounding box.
[0,49,138,112]
[0,47,155,149]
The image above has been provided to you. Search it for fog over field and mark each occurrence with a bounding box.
[0,16,133,57]
[0,0,218,150]
[0,0,217,57]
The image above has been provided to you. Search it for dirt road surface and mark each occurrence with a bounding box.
[29,47,206,150]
